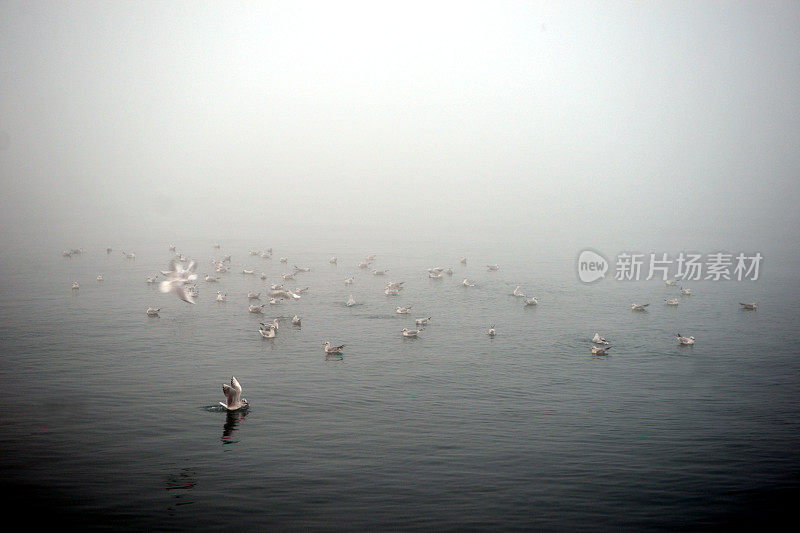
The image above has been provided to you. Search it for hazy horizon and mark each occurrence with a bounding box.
[1,1,799,254]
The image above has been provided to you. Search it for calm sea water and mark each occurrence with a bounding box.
[1,237,798,530]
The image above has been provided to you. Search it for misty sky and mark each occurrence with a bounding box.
[1,1,798,251]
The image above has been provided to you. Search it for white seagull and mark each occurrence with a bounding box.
[329,257,338,264]
[146,307,160,317]
[385,287,400,296]
[216,291,226,302]
[591,345,611,355]
[631,303,650,311]
[676,333,695,345]
[96,275,103,282]
[269,289,301,300]
[247,291,261,300]
[488,325,496,337]
[344,277,354,285]
[72,281,80,290]
[739,302,757,310]
[487,264,499,271]
[665,298,679,306]
[462,278,475,287]
[259,325,276,338]
[346,295,356,307]
[679,287,691,295]
[513,286,525,297]
[373,269,388,276]
[248,304,265,314]
[292,315,301,325]
[219,376,248,411]
[524,297,539,306]
[159,260,198,304]
[592,332,609,345]
[415,317,432,326]
[401,328,420,337]
[396,306,412,314]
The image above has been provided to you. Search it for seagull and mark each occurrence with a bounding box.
[242,269,255,275]
[357,261,369,269]
[269,289,301,300]
[260,252,271,259]
[344,277,354,285]
[159,260,198,304]
[591,345,610,355]
[259,325,276,338]
[487,264,499,271]
[220,376,248,411]
[524,297,538,306]
[401,328,421,337]
[96,275,103,282]
[247,291,261,300]
[146,307,160,317]
[71,281,79,290]
[204,275,219,283]
[664,298,679,306]
[323,342,344,355]
[373,269,388,276]
[396,306,412,314]
[665,279,677,286]
[415,316,432,326]
[329,257,338,264]
[346,295,356,307]
[282,272,295,280]
[679,287,691,295]
[739,302,757,310]
[280,257,288,263]
[146,276,157,284]
[293,266,311,273]
[248,304,265,313]
[513,286,525,297]
[216,291,226,302]
[428,272,443,279]
[488,325,496,337]
[631,303,650,311]
[462,278,475,287]
[294,287,309,294]
[592,332,609,345]
[270,283,284,290]
[387,281,404,289]
[269,298,280,305]
[249,250,259,256]
[292,315,301,325]
[385,287,399,296]
[676,333,695,345]
[460,257,467,265]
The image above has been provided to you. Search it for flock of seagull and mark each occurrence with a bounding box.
[65,244,759,411]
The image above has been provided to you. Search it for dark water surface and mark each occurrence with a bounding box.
[1,238,798,530]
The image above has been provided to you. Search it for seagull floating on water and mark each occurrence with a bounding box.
[592,332,609,345]
[666,279,677,286]
[676,333,695,345]
[242,269,255,275]
[462,278,475,287]
[679,287,691,295]
[344,277,354,285]
[664,298,679,306]
[146,307,160,317]
[96,275,103,282]
[396,306,412,314]
[269,289,300,300]
[385,287,400,296]
[513,286,525,297]
[323,342,344,355]
[220,377,248,411]
[71,281,80,290]
[739,302,757,310]
[248,304,265,314]
[415,317,432,326]
[524,297,538,306]
[216,291,226,302]
[387,281,404,289]
[259,325,276,338]
[247,291,261,300]
[487,264,499,271]
[329,257,337,264]
[204,275,219,283]
[401,328,420,337]
[295,287,309,294]
[631,303,650,311]
[488,325,496,337]
[591,345,610,355]
[280,257,288,263]
[292,315,301,325]
[346,295,355,307]
[373,269,388,276]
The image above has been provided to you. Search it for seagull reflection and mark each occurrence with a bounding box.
[325,353,344,362]
[222,408,249,444]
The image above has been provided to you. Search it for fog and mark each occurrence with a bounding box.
[1,1,799,254]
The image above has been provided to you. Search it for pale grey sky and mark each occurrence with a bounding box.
[1,1,798,251]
